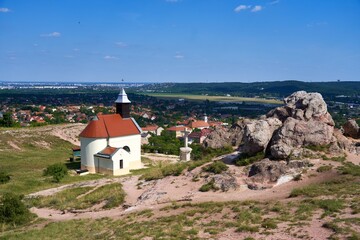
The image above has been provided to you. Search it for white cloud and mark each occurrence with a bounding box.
[269,0,280,5]
[104,55,118,60]
[234,5,251,12]
[41,32,61,37]
[0,8,10,13]
[251,5,263,12]
[115,42,128,47]
[174,54,184,59]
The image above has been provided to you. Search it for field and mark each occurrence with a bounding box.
[142,93,282,104]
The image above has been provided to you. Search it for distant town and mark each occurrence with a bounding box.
[1,81,359,131]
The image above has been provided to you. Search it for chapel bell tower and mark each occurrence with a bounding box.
[115,88,131,118]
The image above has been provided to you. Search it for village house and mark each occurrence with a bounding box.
[79,88,143,176]
[167,126,190,138]
[188,128,212,144]
[141,125,164,136]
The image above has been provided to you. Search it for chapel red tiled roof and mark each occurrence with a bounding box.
[80,114,141,138]
[99,146,118,156]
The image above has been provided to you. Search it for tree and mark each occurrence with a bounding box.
[0,193,33,225]
[43,163,68,182]
[0,112,16,127]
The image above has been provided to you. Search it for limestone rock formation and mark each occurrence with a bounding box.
[343,119,360,139]
[203,119,249,149]
[246,158,308,189]
[204,90,359,159]
[268,91,336,159]
[270,118,335,159]
[211,173,239,192]
[239,118,282,155]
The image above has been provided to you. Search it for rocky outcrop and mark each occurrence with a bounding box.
[203,119,249,149]
[239,118,282,155]
[211,173,239,192]
[268,91,336,159]
[343,119,360,139]
[270,118,335,159]
[204,90,359,159]
[246,158,308,189]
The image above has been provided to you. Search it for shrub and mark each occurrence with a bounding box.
[43,163,68,182]
[161,163,187,177]
[0,193,33,225]
[0,171,11,184]
[338,163,360,176]
[261,219,277,229]
[140,168,164,181]
[304,144,331,152]
[199,179,219,192]
[235,152,265,166]
[202,161,228,174]
[317,165,333,173]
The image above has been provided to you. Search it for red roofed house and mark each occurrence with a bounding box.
[187,120,209,130]
[79,88,142,176]
[188,128,212,144]
[167,126,190,138]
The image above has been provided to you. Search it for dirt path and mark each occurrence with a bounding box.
[29,167,338,221]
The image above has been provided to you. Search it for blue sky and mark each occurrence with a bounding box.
[0,0,359,83]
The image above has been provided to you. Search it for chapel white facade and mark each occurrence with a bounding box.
[79,88,142,176]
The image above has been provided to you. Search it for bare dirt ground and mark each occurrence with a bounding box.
[30,154,339,221]
[49,123,85,146]
[0,123,85,151]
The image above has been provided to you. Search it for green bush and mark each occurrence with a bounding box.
[304,144,331,152]
[317,165,333,173]
[338,163,360,176]
[235,152,265,166]
[140,168,164,181]
[0,193,33,225]
[161,163,187,177]
[199,179,219,192]
[202,161,228,174]
[43,163,68,182]
[0,171,11,184]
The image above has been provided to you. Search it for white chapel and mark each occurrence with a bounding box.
[79,88,143,176]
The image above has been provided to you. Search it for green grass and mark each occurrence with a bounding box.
[304,144,331,153]
[199,179,219,192]
[29,183,125,211]
[0,129,106,196]
[202,161,228,174]
[235,152,265,166]
[317,165,333,172]
[142,93,282,104]
[338,163,360,176]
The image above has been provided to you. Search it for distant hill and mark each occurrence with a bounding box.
[137,81,360,100]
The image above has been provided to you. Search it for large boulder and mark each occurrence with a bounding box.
[270,118,335,159]
[203,119,248,148]
[343,119,360,139]
[246,158,308,189]
[268,91,336,159]
[239,118,282,155]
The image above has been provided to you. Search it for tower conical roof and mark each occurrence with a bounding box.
[115,88,131,103]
